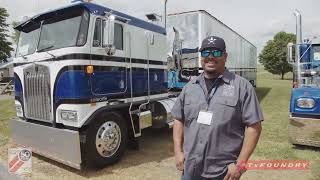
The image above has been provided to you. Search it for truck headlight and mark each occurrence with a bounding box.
[15,104,23,117]
[297,98,315,108]
[60,110,78,122]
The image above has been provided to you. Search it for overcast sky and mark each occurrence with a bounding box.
[1,0,320,54]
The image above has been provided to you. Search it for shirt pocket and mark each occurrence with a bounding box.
[214,97,238,107]
[212,97,238,121]
[184,99,199,124]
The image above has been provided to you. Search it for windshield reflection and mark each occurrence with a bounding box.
[16,8,89,57]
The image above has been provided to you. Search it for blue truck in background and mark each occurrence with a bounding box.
[287,10,320,147]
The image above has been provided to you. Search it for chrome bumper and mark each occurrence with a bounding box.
[10,118,82,169]
[289,115,320,147]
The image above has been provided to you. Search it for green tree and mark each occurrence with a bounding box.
[259,31,295,79]
[0,7,14,63]
[11,21,20,44]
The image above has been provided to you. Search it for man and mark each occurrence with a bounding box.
[172,36,263,180]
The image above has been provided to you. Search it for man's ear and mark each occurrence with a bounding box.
[224,52,228,58]
[223,52,228,62]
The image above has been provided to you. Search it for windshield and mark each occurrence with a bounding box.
[298,45,320,87]
[16,23,40,56]
[38,16,82,51]
[16,8,89,57]
[313,46,320,61]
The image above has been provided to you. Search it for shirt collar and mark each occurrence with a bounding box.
[192,68,232,84]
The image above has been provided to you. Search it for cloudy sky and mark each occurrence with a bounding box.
[1,0,320,54]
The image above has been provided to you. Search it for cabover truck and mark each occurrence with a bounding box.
[287,10,320,147]
[11,1,257,169]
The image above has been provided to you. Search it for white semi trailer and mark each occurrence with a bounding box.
[166,10,257,89]
[11,1,257,170]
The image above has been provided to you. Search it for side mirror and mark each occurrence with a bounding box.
[103,15,116,55]
[287,42,295,64]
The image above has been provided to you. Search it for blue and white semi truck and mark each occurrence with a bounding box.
[288,10,320,147]
[11,1,257,169]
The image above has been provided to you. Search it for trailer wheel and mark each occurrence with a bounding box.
[81,112,128,169]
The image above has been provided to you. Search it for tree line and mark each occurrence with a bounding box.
[0,7,13,63]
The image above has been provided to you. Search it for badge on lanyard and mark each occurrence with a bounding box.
[197,110,213,125]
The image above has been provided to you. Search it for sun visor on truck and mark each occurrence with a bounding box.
[14,4,87,32]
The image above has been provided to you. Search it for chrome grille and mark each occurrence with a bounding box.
[24,65,52,122]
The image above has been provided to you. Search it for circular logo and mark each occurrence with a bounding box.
[19,149,31,161]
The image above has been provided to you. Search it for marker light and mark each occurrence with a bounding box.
[86,65,94,74]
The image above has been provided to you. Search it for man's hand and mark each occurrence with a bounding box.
[223,163,241,180]
[173,119,184,171]
[175,151,185,171]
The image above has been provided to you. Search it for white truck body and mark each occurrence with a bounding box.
[10,2,257,170]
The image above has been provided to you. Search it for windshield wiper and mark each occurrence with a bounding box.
[37,45,54,52]
[37,45,57,59]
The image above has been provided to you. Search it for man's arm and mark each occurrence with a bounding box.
[237,122,262,163]
[225,81,263,180]
[173,119,184,171]
[224,122,262,180]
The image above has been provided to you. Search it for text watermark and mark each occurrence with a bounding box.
[238,160,309,170]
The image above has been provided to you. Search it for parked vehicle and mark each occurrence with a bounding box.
[287,10,320,147]
[166,10,257,89]
[11,1,257,169]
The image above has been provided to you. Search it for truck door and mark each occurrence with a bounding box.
[90,17,127,97]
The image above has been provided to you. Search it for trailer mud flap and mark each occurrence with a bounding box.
[10,118,82,169]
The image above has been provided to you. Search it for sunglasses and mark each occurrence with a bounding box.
[201,50,224,58]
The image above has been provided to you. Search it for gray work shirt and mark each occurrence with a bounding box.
[171,69,264,178]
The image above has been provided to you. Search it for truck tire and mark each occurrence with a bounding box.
[81,111,128,169]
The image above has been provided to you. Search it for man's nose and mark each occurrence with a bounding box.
[207,55,218,60]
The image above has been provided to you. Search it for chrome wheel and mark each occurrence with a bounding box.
[96,121,121,157]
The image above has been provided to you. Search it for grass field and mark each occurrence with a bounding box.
[0,66,319,179]
[254,66,320,179]
[0,99,14,147]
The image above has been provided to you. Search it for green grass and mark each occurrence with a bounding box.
[255,65,320,179]
[0,67,319,179]
[0,99,15,146]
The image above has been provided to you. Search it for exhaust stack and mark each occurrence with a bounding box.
[163,0,168,29]
[293,9,302,45]
[293,9,302,86]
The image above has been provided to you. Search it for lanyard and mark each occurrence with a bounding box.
[200,78,221,111]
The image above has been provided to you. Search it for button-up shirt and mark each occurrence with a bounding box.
[171,69,264,178]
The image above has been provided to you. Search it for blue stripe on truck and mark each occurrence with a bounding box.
[54,66,168,105]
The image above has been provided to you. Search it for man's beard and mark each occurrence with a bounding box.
[206,70,217,75]
[204,68,220,78]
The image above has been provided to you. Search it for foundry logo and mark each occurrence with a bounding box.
[237,160,309,170]
[8,148,32,176]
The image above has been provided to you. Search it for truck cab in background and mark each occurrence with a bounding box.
[287,10,320,147]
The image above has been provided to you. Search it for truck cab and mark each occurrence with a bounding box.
[12,1,173,169]
[288,23,320,147]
